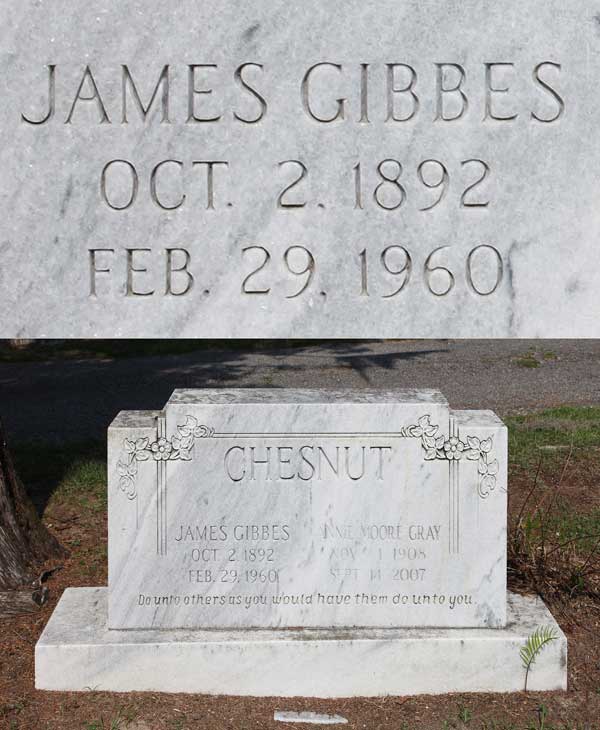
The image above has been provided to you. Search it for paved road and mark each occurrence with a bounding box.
[0,340,599,444]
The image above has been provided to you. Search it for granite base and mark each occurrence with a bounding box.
[35,588,567,697]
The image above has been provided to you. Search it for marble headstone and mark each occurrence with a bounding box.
[35,388,567,696]
[2,0,600,337]
[107,389,507,629]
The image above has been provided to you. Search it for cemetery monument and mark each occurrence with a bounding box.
[35,389,567,695]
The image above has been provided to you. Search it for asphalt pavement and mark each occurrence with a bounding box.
[0,340,599,444]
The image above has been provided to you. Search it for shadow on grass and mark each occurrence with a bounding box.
[0,339,445,363]
[0,341,448,445]
[11,440,106,515]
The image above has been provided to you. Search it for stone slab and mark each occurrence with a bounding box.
[108,389,507,630]
[2,0,600,338]
[274,712,348,724]
[35,588,567,696]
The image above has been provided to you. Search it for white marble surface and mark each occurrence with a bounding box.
[2,1,600,337]
[35,588,567,696]
[108,388,507,630]
[274,712,348,724]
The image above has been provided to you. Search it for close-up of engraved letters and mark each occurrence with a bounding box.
[1,0,598,337]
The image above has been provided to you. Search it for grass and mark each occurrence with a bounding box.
[400,710,599,730]
[506,406,600,468]
[514,349,558,369]
[15,405,598,501]
[515,354,540,368]
[506,406,600,600]
[11,440,107,509]
[546,505,600,551]
[84,706,138,730]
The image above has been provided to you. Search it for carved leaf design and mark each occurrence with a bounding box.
[401,415,497,500]
[195,425,215,438]
[487,460,499,476]
[177,416,199,438]
[118,475,131,490]
[118,474,137,500]
[117,462,130,477]
[118,416,216,503]
[118,459,137,476]
[478,474,497,499]
[417,415,430,430]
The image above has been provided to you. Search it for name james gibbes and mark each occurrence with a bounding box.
[22,61,564,125]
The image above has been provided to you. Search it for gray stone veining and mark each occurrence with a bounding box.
[107,388,507,630]
[2,1,600,337]
[35,587,568,695]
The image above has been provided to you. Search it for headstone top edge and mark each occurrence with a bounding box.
[166,388,448,407]
[451,409,506,428]
[108,410,161,430]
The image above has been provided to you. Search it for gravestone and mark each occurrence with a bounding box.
[35,389,567,696]
[2,0,600,338]
[107,390,507,630]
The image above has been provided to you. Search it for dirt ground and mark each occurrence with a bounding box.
[2,556,600,730]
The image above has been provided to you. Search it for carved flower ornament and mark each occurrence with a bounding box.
[400,415,500,498]
[150,437,172,461]
[444,436,466,460]
[117,416,215,499]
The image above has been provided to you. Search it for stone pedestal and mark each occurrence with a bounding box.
[36,588,566,696]
[35,388,568,696]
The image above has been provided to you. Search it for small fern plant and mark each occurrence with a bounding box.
[520,625,559,691]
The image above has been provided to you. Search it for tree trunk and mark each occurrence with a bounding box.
[0,419,66,616]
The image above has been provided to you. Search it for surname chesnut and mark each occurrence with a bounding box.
[224,444,393,482]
